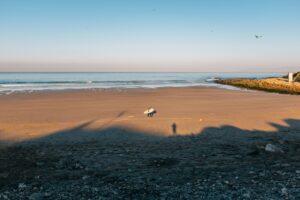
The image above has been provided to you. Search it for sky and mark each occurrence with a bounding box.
[0,0,300,72]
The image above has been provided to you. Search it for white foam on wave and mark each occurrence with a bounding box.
[206,77,220,82]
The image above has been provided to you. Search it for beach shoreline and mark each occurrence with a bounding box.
[0,72,283,95]
[0,84,238,96]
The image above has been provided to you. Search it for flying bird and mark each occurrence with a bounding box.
[255,35,263,39]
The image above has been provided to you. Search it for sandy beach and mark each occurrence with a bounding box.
[0,87,300,142]
[1,87,300,199]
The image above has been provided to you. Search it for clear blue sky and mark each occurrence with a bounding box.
[0,0,299,72]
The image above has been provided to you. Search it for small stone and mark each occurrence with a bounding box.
[44,192,51,197]
[259,172,265,177]
[0,194,8,199]
[265,143,284,153]
[29,192,44,200]
[36,162,44,167]
[75,163,83,169]
[242,192,251,198]
[281,187,288,196]
[82,175,89,180]
[278,140,285,144]
[18,183,26,189]
[0,172,9,178]
[296,170,300,174]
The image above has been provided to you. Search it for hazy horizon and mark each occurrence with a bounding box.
[1,0,300,72]
[0,63,298,73]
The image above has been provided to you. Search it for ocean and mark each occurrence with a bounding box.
[0,72,283,94]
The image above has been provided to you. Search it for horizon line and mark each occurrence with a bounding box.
[0,71,289,73]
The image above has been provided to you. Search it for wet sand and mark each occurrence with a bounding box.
[0,87,300,142]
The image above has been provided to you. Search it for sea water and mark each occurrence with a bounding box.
[0,72,284,94]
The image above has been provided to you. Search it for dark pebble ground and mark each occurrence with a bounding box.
[0,125,300,200]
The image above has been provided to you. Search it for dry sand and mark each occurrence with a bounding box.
[0,87,300,142]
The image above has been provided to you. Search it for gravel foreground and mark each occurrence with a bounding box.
[0,124,300,200]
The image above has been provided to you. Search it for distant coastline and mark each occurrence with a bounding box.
[216,72,300,95]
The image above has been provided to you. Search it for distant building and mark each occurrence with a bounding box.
[288,72,294,82]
